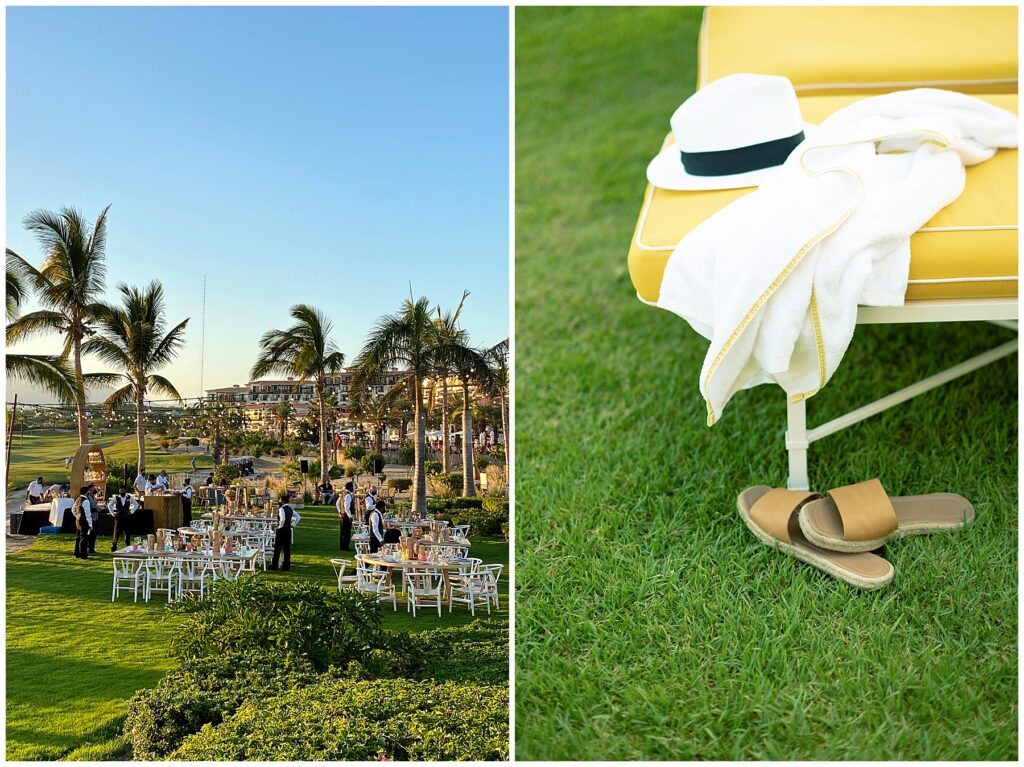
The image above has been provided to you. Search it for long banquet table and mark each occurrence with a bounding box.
[359,554,474,598]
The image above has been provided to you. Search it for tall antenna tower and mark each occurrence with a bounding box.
[199,274,206,398]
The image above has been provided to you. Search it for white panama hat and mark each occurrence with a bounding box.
[647,73,815,191]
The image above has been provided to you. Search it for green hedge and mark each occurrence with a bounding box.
[408,620,509,686]
[426,496,508,536]
[388,478,412,491]
[172,678,509,761]
[123,651,321,759]
[169,578,388,672]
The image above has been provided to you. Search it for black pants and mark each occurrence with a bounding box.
[74,522,91,559]
[111,514,130,551]
[369,533,382,554]
[182,496,192,526]
[28,494,42,505]
[340,515,352,550]
[271,527,291,570]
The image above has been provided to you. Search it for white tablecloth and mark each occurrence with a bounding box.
[49,498,75,527]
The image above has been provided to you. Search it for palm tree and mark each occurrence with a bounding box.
[83,282,189,469]
[251,305,345,487]
[273,399,293,443]
[6,206,112,443]
[431,291,469,472]
[353,296,441,515]
[447,344,497,497]
[6,251,80,402]
[488,338,509,455]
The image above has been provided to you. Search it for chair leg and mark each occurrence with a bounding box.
[786,398,810,491]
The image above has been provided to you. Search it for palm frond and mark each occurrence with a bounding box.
[6,310,67,344]
[5,353,80,402]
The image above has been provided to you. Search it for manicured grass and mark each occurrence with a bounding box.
[7,429,213,490]
[6,504,508,760]
[515,6,1017,761]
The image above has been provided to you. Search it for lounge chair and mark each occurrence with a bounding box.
[628,6,1017,489]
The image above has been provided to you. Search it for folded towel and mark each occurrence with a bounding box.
[656,89,1017,424]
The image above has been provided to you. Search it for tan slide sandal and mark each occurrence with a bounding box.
[737,485,894,590]
[798,478,975,553]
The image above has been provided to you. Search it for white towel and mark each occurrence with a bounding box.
[656,89,1017,425]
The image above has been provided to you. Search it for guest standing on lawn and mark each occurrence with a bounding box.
[71,485,94,560]
[270,494,301,571]
[338,481,354,550]
[110,485,132,551]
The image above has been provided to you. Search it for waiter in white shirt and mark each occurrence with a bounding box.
[157,470,170,490]
[367,498,385,554]
[45,483,65,501]
[26,477,45,505]
[109,485,133,551]
[182,478,194,525]
[144,474,160,494]
[337,481,354,550]
[133,470,147,495]
[270,493,301,571]
[72,485,94,559]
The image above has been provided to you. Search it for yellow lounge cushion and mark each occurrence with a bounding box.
[700,6,1018,95]
[628,93,1018,304]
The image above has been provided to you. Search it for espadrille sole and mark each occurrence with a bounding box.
[798,493,975,554]
[737,490,894,591]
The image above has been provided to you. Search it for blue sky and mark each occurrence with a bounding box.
[6,6,509,402]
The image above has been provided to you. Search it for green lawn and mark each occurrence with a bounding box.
[515,6,1017,761]
[7,429,213,491]
[6,504,508,760]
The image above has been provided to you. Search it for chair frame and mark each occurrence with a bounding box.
[112,557,144,603]
[404,566,444,617]
[640,295,1018,489]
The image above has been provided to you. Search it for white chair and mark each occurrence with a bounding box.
[242,534,267,570]
[211,557,246,583]
[450,524,470,539]
[112,557,143,602]
[448,568,490,616]
[356,564,397,611]
[477,563,504,610]
[354,541,371,556]
[329,558,359,591]
[178,557,209,598]
[404,566,444,617]
[144,557,180,603]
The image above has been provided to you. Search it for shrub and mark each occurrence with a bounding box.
[435,497,508,537]
[424,459,443,475]
[172,678,509,761]
[398,441,415,465]
[343,445,366,461]
[328,464,344,480]
[361,451,384,473]
[408,620,509,686]
[189,437,200,446]
[428,472,462,498]
[476,455,491,470]
[169,578,388,672]
[212,463,241,485]
[388,478,412,492]
[124,650,320,759]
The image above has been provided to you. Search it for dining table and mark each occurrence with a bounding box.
[359,554,474,598]
[113,545,263,572]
